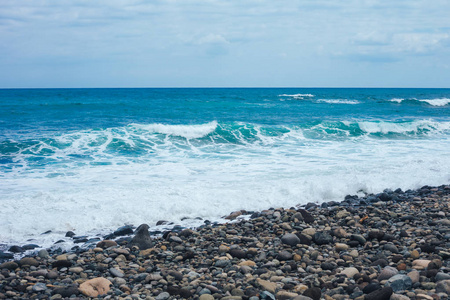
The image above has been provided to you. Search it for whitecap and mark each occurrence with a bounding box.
[317,99,360,105]
[131,121,218,139]
[419,98,450,106]
[279,93,315,99]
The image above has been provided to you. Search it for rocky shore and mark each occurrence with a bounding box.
[0,185,449,300]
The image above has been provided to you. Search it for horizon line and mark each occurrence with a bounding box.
[1,86,450,90]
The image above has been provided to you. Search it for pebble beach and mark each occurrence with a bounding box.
[0,185,449,300]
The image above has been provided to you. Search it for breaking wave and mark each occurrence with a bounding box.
[390,98,450,106]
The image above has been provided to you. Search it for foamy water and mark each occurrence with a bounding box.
[1,88,449,250]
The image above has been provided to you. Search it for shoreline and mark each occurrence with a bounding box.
[0,184,449,299]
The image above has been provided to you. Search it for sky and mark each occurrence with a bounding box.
[1,0,450,88]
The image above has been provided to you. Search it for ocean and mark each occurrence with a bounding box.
[1,88,449,250]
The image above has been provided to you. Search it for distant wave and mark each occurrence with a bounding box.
[317,99,360,105]
[390,98,450,106]
[279,93,315,99]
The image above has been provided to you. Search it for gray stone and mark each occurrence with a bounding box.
[109,267,124,278]
[385,274,413,292]
[378,266,399,281]
[277,250,293,261]
[215,259,231,268]
[128,224,153,250]
[351,234,366,244]
[155,291,170,300]
[436,272,450,281]
[169,235,183,243]
[436,280,450,294]
[32,282,47,292]
[313,232,333,245]
[38,249,50,259]
[384,243,399,253]
[281,233,300,246]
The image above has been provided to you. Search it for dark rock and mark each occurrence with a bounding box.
[347,240,360,247]
[370,259,389,267]
[422,269,439,278]
[230,248,247,259]
[368,230,384,240]
[168,270,183,281]
[8,245,24,253]
[363,283,381,294]
[178,229,194,237]
[303,287,321,300]
[313,232,333,245]
[298,209,314,223]
[281,233,300,246]
[52,260,72,270]
[22,244,39,250]
[277,250,292,261]
[114,225,134,236]
[378,193,392,201]
[427,259,442,270]
[383,234,395,241]
[420,244,436,253]
[295,233,312,245]
[182,250,196,260]
[351,234,366,244]
[52,285,80,297]
[0,252,14,260]
[128,224,153,250]
[321,262,336,270]
[364,287,393,300]
[65,231,76,238]
[399,230,408,237]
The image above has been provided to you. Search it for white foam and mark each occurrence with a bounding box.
[357,120,450,135]
[279,94,315,99]
[317,99,360,105]
[390,98,405,103]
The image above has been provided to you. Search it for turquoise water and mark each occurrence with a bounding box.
[1,88,449,247]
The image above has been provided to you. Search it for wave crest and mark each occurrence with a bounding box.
[390,98,450,106]
[131,121,218,139]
